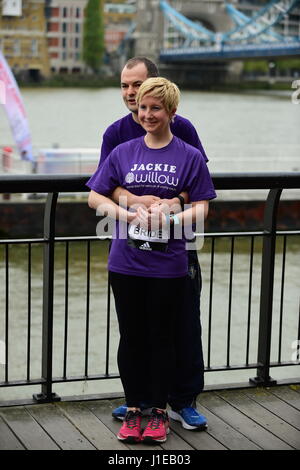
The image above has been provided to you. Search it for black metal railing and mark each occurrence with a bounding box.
[0,173,300,405]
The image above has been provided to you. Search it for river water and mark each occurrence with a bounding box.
[0,86,300,174]
[0,87,299,401]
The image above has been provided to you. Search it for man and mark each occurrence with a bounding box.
[99,57,208,431]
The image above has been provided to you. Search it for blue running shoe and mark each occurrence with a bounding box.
[112,404,128,420]
[112,403,152,421]
[169,407,208,431]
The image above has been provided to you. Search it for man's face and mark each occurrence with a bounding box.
[121,63,148,113]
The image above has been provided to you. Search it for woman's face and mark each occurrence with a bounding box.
[138,94,174,135]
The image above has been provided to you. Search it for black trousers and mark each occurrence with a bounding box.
[110,272,186,409]
[110,251,204,410]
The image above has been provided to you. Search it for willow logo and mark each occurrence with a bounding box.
[291,80,300,104]
[0,340,5,365]
[0,80,5,105]
[125,172,135,184]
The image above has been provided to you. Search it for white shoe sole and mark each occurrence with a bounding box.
[142,428,170,444]
[169,410,208,431]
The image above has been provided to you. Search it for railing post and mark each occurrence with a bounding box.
[33,192,61,403]
[250,188,282,387]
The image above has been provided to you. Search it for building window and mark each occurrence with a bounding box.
[76,8,80,18]
[75,37,80,49]
[62,37,67,48]
[75,23,80,33]
[31,39,38,57]
[13,39,20,56]
[62,22,67,33]
[63,7,68,18]
[49,38,59,47]
[48,22,59,32]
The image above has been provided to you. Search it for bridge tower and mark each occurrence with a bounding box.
[132,0,237,85]
[133,0,164,62]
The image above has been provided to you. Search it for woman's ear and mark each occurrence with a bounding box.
[170,108,177,122]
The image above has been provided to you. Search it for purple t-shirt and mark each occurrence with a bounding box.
[87,136,216,278]
[99,113,208,167]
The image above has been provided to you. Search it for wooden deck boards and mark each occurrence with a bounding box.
[0,385,299,451]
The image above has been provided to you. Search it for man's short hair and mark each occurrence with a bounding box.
[136,77,180,115]
[124,57,159,78]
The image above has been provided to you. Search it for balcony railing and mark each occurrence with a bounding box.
[0,173,300,406]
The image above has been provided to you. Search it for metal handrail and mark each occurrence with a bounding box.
[1,172,300,192]
[0,173,299,405]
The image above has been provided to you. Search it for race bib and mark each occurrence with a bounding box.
[127,223,169,252]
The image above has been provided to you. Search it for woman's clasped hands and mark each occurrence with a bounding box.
[135,202,169,232]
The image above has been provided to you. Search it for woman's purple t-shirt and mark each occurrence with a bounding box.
[87,136,216,278]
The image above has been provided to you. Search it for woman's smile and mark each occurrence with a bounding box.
[138,95,172,135]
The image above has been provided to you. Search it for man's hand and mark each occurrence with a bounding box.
[152,198,182,214]
[133,195,160,209]
[112,188,160,209]
[135,205,166,231]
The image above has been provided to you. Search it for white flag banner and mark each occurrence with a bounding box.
[0,50,33,161]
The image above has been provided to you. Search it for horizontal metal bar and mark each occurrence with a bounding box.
[0,238,46,245]
[0,378,46,387]
[1,231,298,247]
[0,373,120,388]
[205,363,261,372]
[202,360,300,372]
[0,237,101,244]
[0,360,297,390]
[276,231,300,236]
[55,235,111,242]
[2,379,300,408]
[203,231,299,238]
[51,373,120,383]
[0,172,299,193]
[0,390,125,408]
[266,361,300,368]
[200,231,265,237]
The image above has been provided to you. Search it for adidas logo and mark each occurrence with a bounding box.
[139,242,152,251]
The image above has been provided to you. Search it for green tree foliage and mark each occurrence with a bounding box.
[276,58,300,72]
[83,0,104,73]
[243,60,269,74]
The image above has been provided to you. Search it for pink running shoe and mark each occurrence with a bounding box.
[117,410,143,443]
[142,408,170,444]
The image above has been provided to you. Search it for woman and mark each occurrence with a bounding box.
[87,77,216,444]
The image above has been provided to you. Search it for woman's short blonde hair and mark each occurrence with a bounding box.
[136,77,180,115]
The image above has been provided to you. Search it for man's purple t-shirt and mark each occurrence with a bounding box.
[87,136,216,278]
[98,113,208,167]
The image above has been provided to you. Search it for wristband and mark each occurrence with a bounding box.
[176,194,185,211]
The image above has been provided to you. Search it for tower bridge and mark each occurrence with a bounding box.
[122,0,300,85]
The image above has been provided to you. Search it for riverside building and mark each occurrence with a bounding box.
[0,0,50,79]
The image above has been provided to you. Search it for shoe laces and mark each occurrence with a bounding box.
[124,410,141,429]
[147,408,167,430]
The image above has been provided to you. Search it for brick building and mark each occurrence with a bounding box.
[0,0,136,77]
[0,0,50,79]
[46,0,87,73]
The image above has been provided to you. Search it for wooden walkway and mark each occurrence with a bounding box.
[0,385,300,450]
